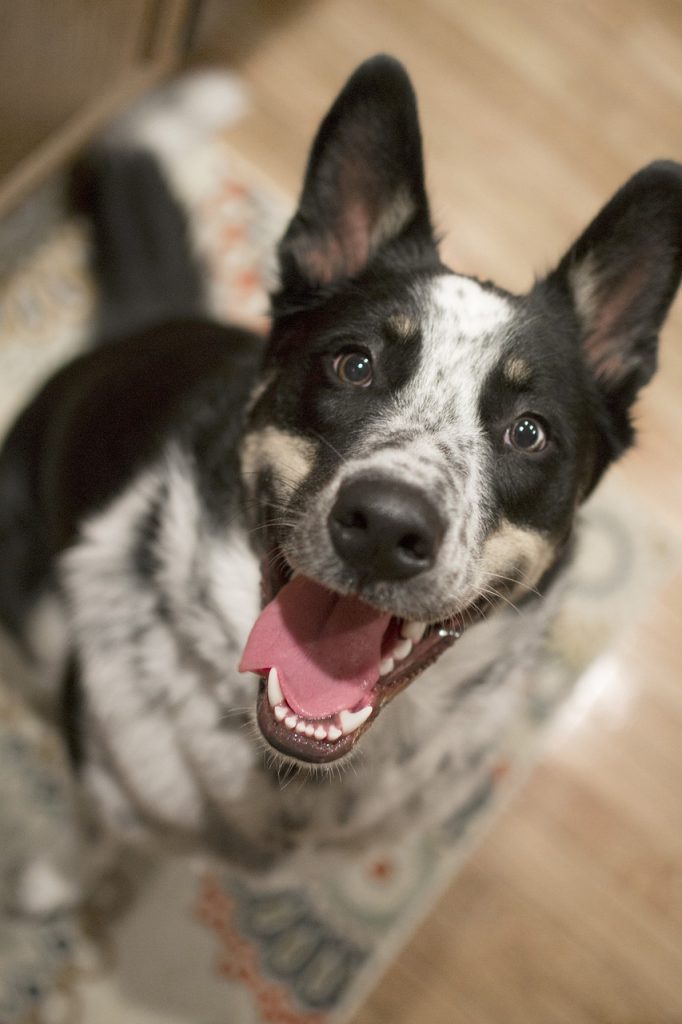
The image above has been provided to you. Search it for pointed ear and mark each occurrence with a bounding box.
[277,55,436,294]
[548,161,682,441]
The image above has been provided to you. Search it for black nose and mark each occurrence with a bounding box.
[328,477,445,581]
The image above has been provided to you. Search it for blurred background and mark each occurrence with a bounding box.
[0,2,681,1021]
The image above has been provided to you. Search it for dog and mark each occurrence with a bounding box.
[1,55,681,914]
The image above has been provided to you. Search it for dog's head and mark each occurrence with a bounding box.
[239,56,682,764]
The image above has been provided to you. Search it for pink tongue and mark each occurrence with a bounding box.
[239,575,392,718]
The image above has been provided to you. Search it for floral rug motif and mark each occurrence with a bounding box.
[0,78,679,1024]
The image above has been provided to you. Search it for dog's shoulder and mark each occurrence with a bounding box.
[0,319,262,644]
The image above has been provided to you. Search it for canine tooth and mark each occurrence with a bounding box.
[296,720,307,734]
[284,714,298,730]
[401,620,426,643]
[305,723,315,737]
[379,658,394,676]
[339,706,372,735]
[393,638,413,660]
[274,704,288,722]
[267,667,283,707]
[327,725,342,741]
[314,725,327,740]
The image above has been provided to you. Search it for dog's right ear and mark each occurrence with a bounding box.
[545,160,682,477]
[277,55,436,296]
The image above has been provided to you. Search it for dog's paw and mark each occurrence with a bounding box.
[8,856,82,918]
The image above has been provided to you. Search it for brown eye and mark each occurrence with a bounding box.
[505,415,548,453]
[333,351,373,387]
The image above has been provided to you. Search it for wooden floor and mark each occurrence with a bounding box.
[193,2,682,1020]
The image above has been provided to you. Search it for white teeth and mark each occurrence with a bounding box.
[267,667,284,707]
[339,706,372,736]
[379,658,394,676]
[271,691,373,744]
[392,638,413,661]
[401,620,427,643]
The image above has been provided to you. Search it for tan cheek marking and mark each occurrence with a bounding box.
[240,427,316,500]
[479,520,556,598]
[503,357,533,387]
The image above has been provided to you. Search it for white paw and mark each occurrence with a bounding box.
[11,857,81,917]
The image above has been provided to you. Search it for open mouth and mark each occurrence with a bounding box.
[239,552,465,765]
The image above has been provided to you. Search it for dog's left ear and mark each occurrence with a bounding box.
[547,161,682,452]
[277,55,436,295]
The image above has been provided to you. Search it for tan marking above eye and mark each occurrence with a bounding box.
[503,357,533,387]
[386,313,419,340]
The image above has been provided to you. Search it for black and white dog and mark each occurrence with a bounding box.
[1,56,681,910]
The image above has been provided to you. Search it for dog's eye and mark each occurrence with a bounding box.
[505,415,548,453]
[333,351,373,387]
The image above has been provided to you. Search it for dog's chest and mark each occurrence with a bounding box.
[57,458,552,854]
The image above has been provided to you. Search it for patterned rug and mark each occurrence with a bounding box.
[0,78,679,1024]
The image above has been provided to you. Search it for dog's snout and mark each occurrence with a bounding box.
[328,477,445,581]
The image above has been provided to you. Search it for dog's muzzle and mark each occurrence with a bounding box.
[238,471,469,766]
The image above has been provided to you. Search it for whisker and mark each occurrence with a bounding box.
[217,705,254,721]
[307,428,348,465]
[278,763,301,791]
[479,583,524,616]
[485,569,541,600]
[245,519,300,536]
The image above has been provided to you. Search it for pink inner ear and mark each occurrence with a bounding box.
[338,196,373,276]
[300,198,372,285]
[296,148,384,285]
[583,263,649,386]
[296,197,374,284]
[299,233,348,285]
